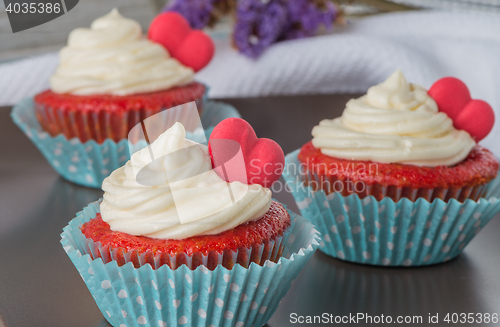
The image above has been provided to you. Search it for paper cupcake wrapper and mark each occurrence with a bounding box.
[299,154,489,203]
[34,97,205,143]
[302,166,489,203]
[34,84,207,143]
[283,149,500,266]
[77,214,290,272]
[61,201,320,327]
[11,98,240,189]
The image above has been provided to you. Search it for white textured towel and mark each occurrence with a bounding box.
[1,10,500,155]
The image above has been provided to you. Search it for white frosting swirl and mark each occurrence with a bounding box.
[100,123,272,240]
[312,70,476,167]
[50,9,194,96]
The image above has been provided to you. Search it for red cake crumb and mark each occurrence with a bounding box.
[81,201,291,270]
[298,141,498,202]
[34,82,205,143]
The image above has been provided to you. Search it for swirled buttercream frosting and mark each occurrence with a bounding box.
[312,70,476,167]
[50,9,194,96]
[100,123,272,240]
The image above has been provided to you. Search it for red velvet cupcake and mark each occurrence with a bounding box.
[34,9,210,143]
[299,70,498,202]
[79,118,288,270]
[60,119,318,327]
[35,83,205,143]
[299,141,498,202]
[82,201,290,270]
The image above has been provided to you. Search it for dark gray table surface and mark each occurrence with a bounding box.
[1,94,500,327]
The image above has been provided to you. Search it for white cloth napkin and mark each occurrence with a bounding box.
[1,10,500,155]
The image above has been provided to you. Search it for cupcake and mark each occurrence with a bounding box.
[283,70,500,266]
[301,70,497,202]
[11,10,242,188]
[34,9,206,143]
[61,119,320,326]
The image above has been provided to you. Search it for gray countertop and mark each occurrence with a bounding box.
[1,94,499,327]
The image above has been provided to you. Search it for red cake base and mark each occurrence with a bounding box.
[81,201,291,270]
[298,141,498,202]
[34,82,206,143]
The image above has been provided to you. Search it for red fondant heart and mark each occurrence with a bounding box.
[428,77,495,141]
[208,118,285,188]
[148,12,214,72]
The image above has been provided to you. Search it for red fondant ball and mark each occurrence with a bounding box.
[455,100,495,142]
[148,12,191,52]
[173,30,214,72]
[428,77,471,120]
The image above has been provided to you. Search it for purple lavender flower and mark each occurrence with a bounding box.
[165,0,337,58]
[233,0,288,58]
[284,0,337,40]
[164,0,217,29]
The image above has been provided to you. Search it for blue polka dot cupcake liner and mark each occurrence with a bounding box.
[283,149,500,266]
[11,97,240,189]
[60,200,320,327]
